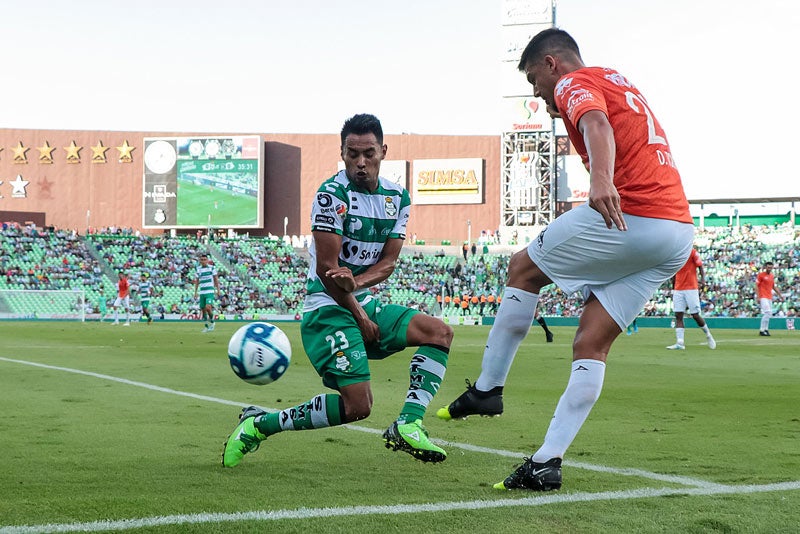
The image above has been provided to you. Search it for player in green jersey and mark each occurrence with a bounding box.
[223,114,455,467]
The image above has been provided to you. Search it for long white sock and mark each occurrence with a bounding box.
[760,314,770,331]
[701,324,711,336]
[675,327,685,345]
[532,359,605,462]
[475,288,538,391]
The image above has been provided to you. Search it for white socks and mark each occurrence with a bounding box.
[475,288,538,391]
[675,327,685,345]
[532,359,606,462]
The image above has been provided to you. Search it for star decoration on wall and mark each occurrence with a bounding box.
[37,141,55,164]
[10,175,30,198]
[64,141,82,163]
[12,142,29,164]
[116,140,135,163]
[91,141,109,163]
[38,175,54,199]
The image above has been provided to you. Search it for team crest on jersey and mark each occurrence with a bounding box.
[384,197,397,216]
[335,352,350,372]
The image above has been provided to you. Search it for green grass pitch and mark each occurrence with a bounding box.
[176,180,258,227]
[0,322,798,533]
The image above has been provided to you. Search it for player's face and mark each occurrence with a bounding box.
[200,256,208,266]
[341,133,386,191]
[524,56,559,111]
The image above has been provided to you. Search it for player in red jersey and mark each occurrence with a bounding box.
[667,248,716,350]
[756,261,784,336]
[110,272,131,326]
[437,28,694,491]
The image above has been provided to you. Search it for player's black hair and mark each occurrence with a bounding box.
[517,28,582,72]
[341,114,383,147]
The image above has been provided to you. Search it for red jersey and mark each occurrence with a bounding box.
[554,67,692,223]
[118,277,129,298]
[756,272,775,300]
[674,249,702,290]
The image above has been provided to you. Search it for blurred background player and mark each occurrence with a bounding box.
[667,248,716,350]
[138,273,154,324]
[194,253,219,332]
[534,311,554,342]
[111,272,131,326]
[756,261,784,336]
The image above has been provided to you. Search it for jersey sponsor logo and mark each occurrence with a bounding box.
[347,218,363,233]
[340,240,360,260]
[315,214,335,225]
[555,76,573,97]
[566,88,593,115]
[605,72,632,88]
[336,204,347,216]
[317,193,332,207]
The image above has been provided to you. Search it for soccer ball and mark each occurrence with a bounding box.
[227,322,291,385]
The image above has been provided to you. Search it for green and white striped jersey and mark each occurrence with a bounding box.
[195,264,218,296]
[139,280,152,300]
[304,170,411,312]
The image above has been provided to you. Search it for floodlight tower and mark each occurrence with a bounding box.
[499,0,557,244]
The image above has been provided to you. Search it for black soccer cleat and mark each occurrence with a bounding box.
[436,379,503,420]
[759,330,771,336]
[545,330,554,343]
[493,457,562,491]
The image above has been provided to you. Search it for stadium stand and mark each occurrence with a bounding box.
[0,222,797,321]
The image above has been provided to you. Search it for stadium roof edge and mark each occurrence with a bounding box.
[688,197,800,204]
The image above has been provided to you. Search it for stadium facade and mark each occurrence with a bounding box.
[0,129,503,244]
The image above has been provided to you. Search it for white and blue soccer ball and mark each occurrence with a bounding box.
[228,322,291,385]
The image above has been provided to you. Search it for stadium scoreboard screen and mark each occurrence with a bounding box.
[142,135,264,229]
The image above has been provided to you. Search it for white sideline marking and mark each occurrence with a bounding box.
[2,481,799,534]
[0,357,722,489]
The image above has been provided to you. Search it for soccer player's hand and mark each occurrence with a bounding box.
[589,179,627,231]
[326,267,357,292]
[356,314,380,344]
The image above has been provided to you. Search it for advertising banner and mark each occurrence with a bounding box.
[411,158,484,205]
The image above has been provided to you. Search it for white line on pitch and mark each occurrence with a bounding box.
[2,481,799,534]
[0,357,728,490]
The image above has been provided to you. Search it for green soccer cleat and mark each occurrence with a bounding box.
[222,406,267,467]
[383,419,447,463]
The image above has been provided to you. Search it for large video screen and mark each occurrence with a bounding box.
[142,136,263,229]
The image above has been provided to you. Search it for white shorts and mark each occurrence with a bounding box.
[673,289,701,314]
[113,296,130,309]
[759,298,773,315]
[527,204,694,330]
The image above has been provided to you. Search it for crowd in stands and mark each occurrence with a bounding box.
[0,221,797,321]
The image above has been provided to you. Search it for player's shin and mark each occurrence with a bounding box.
[254,394,345,437]
[475,288,538,391]
[399,345,449,423]
[532,359,605,462]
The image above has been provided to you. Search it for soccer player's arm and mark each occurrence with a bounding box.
[193,272,199,298]
[698,264,706,288]
[314,229,379,342]
[348,238,403,290]
[577,110,623,230]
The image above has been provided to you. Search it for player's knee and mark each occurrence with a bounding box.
[343,399,372,422]
[434,321,454,346]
